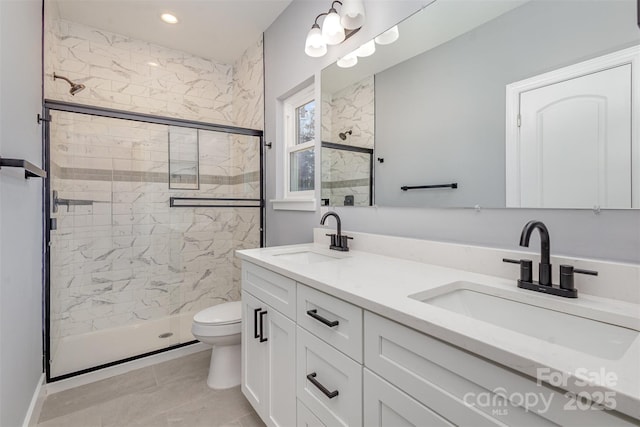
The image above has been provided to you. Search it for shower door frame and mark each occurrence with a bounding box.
[42,99,265,382]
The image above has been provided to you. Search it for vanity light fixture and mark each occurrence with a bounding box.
[337,51,358,68]
[355,40,375,57]
[304,0,366,58]
[374,25,399,45]
[305,20,327,57]
[161,13,178,24]
[340,0,365,30]
[322,2,345,45]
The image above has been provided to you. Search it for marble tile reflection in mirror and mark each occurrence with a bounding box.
[321,76,374,206]
[320,0,640,209]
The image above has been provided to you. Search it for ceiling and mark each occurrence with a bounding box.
[51,0,293,64]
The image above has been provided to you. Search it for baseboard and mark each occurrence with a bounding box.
[23,373,46,427]
[46,342,208,394]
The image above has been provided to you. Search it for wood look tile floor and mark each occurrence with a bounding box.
[37,350,265,427]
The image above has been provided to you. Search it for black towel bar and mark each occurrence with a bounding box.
[401,183,457,191]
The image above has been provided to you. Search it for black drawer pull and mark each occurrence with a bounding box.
[259,310,268,342]
[306,309,339,327]
[306,372,339,399]
[253,308,261,339]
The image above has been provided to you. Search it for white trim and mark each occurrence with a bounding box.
[22,374,45,427]
[46,342,208,394]
[283,85,316,200]
[505,45,640,208]
[271,198,317,211]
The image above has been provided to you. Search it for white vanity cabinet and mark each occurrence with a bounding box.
[241,262,296,427]
[364,312,637,427]
[241,260,637,427]
[295,282,364,426]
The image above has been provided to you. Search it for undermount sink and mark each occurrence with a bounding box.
[271,250,343,264]
[409,282,639,360]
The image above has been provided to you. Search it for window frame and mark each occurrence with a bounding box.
[283,85,316,200]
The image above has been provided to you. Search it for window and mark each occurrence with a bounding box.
[284,86,315,199]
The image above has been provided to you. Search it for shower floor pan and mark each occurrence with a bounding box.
[50,311,198,379]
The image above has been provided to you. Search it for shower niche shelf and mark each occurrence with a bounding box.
[0,156,47,179]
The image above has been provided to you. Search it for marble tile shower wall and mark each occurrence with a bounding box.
[45,18,263,347]
[45,19,234,124]
[322,76,374,206]
[49,113,260,344]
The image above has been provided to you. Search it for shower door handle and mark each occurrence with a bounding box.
[253,308,261,339]
[259,310,268,342]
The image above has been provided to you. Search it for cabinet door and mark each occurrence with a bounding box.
[364,369,454,427]
[297,327,362,427]
[264,306,297,427]
[241,291,267,415]
[298,399,326,427]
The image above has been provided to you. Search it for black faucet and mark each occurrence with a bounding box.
[503,220,598,298]
[320,211,352,251]
[519,220,552,286]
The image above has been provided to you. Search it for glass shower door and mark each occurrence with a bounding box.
[46,104,263,380]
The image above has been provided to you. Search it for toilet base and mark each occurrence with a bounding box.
[207,343,241,389]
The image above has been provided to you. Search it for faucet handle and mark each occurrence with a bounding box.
[338,235,353,251]
[574,268,598,276]
[325,233,338,247]
[559,265,598,291]
[503,258,533,283]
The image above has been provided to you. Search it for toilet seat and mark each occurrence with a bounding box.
[193,301,241,325]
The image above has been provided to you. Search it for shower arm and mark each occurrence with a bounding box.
[53,73,73,85]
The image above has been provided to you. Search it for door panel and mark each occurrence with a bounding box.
[518,64,632,208]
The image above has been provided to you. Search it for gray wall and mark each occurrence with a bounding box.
[264,0,640,264]
[0,0,44,425]
[375,0,640,208]
[375,0,640,207]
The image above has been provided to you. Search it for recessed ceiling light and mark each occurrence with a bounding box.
[161,13,178,24]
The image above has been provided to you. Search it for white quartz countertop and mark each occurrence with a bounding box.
[236,243,640,420]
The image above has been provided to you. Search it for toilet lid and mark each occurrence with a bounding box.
[193,301,242,325]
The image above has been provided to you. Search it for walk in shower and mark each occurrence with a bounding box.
[43,101,263,380]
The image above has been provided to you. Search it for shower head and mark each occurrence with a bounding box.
[338,130,352,140]
[53,73,86,96]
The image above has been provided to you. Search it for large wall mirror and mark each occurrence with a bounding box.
[321,0,640,209]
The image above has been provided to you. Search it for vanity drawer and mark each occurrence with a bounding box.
[297,284,363,362]
[364,312,634,427]
[297,399,326,427]
[364,368,454,427]
[242,261,296,320]
[297,327,362,427]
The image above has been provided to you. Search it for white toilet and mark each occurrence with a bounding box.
[191,301,242,389]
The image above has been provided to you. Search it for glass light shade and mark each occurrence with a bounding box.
[340,0,365,30]
[322,9,345,45]
[337,52,358,68]
[356,40,375,57]
[374,25,399,45]
[305,25,327,57]
[160,13,178,24]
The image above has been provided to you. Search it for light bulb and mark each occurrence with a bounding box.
[305,24,327,57]
[337,51,358,68]
[322,8,345,45]
[355,40,375,57]
[160,13,178,24]
[374,25,399,45]
[340,0,365,30]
